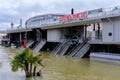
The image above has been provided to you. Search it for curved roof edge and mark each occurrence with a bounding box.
[25,13,66,25]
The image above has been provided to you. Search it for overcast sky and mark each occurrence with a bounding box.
[0,0,119,30]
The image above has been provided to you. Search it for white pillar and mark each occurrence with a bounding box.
[92,24,96,40]
[84,25,87,39]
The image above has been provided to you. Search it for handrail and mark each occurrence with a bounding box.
[54,43,65,55]
[74,42,90,58]
[67,44,79,56]
[52,42,62,53]
[70,40,87,57]
[58,43,71,56]
[32,41,40,50]
[33,39,46,52]
[53,39,72,55]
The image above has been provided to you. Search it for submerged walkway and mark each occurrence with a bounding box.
[0,46,24,80]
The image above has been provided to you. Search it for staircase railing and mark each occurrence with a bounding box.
[26,40,34,48]
[58,43,71,56]
[67,44,80,56]
[54,43,65,55]
[74,42,90,58]
[70,40,87,57]
[33,39,46,52]
[52,42,62,53]
[32,41,40,50]
[53,39,71,55]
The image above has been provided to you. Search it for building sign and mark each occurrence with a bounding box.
[59,12,87,23]
[88,8,102,15]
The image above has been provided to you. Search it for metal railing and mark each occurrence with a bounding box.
[58,43,71,56]
[74,42,90,58]
[52,42,62,53]
[53,39,71,55]
[70,40,87,57]
[33,39,46,52]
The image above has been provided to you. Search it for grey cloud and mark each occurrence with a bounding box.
[0,0,120,30]
[51,0,120,13]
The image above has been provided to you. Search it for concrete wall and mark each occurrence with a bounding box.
[102,19,114,42]
[113,17,120,42]
[47,29,62,42]
[102,17,120,42]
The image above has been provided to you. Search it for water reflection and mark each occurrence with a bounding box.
[0,62,1,68]
[0,46,120,80]
[25,77,42,80]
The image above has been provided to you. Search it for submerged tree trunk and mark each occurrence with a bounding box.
[29,63,32,76]
[25,70,29,77]
[25,60,30,77]
[33,66,37,76]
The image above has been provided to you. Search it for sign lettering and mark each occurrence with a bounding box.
[59,12,87,22]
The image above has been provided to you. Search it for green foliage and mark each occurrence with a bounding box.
[11,48,44,77]
[11,59,19,72]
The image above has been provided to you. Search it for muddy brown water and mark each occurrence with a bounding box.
[0,46,120,80]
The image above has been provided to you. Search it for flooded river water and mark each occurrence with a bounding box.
[0,46,120,80]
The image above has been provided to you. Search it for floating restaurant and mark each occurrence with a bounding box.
[1,6,120,59]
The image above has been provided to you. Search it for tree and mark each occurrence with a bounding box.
[11,48,44,78]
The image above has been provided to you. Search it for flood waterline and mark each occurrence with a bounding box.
[0,46,120,80]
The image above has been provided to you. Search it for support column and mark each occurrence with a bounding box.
[19,32,22,47]
[25,23,27,43]
[36,29,41,41]
[84,25,87,39]
[97,23,100,39]
[92,24,96,40]
[9,33,12,47]
[93,24,95,31]
[20,32,22,43]
[25,31,27,43]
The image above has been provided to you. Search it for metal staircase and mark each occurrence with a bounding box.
[52,39,90,58]
[52,42,65,55]
[33,39,46,52]
[73,42,90,58]
[52,43,62,54]
[68,40,91,58]
[69,41,87,57]
[32,41,40,50]
[52,39,71,56]
[57,43,71,56]
[67,44,80,56]
[26,40,34,48]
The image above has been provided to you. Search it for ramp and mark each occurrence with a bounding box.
[26,41,34,48]
[73,42,90,58]
[52,43,62,54]
[52,40,71,56]
[69,41,87,57]
[68,40,91,58]
[33,39,46,52]
[57,43,71,56]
